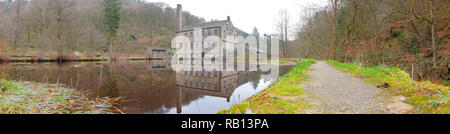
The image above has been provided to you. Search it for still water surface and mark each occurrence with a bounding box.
[0,61,295,114]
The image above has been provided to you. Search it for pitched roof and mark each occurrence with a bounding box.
[181,20,229,32]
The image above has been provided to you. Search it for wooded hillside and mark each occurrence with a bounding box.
[290,0,449,83]
[0,0,205,57]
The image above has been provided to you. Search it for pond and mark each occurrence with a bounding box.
[0,61,295,114]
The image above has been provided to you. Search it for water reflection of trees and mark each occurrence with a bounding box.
[0,62,203,113]
[174,64,295,113]
[0,62,296,114]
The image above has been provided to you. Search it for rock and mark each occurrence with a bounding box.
[377,83,390,88]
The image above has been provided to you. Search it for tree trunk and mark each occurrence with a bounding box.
[284,27,288,58]
[430,0,436,68]
[109,40,113,57]
[14,0,21,51]
[332,0,338,61]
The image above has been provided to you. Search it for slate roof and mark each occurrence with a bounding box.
[180,20,229,32]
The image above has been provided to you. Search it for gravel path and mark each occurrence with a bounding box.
[300,61,411,114]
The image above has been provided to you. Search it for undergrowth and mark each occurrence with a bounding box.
[326,60,449,114]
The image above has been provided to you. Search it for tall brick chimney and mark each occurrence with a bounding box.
[176,4,183,32]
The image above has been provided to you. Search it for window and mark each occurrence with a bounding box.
[224,80,227,88]
[190,32,193,38]
[213,83,217,89]
[208,30,211,36]
[195,81,199,87]
[184,33,188,37]
[207,82,211,88]
[213,71,218,77]
[214,29,218,36]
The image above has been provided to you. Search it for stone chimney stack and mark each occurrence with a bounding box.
[176,4,183,32]
[227,16,231,21]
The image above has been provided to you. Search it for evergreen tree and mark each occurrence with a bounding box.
[104,0,121,54]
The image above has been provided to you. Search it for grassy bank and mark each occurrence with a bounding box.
[0,56,110,62]
[325,61,449,114]
[124,57,165,61]
[0,78,122,114]
[234,57,298,65]
[218,59,315,114]
[0,56,169,63]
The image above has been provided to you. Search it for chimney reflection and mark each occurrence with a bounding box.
[175,68,239,114]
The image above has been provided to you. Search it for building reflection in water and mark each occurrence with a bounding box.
[175,67,239,113]
[150,60,171,69]
[0,59,296,114]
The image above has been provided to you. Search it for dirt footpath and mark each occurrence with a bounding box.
[299,61,413,114]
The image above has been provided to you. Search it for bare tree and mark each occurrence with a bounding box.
[430,0,436,68]
[330,0,338,61]
[274,9,291,57]
[0,0,206,57]
[412,0,437,68]
[13,0,23,51]
[300,7,318,59]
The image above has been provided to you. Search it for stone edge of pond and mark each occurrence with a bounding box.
[0,79,123,114]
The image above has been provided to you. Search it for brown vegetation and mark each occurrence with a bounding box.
[0,0,204,58]
[291,0,449,84]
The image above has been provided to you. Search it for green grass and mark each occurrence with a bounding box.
[9,57,33,62]
[279,60,290,64]
[0,78,20,92]
[5,57,110,62]
[125,57,149,60]
[325,60,449,114]
[270,80,305,96]
[218,59,315,114]
[78,57,109,61]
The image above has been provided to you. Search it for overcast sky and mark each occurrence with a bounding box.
[145,0,329,37]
